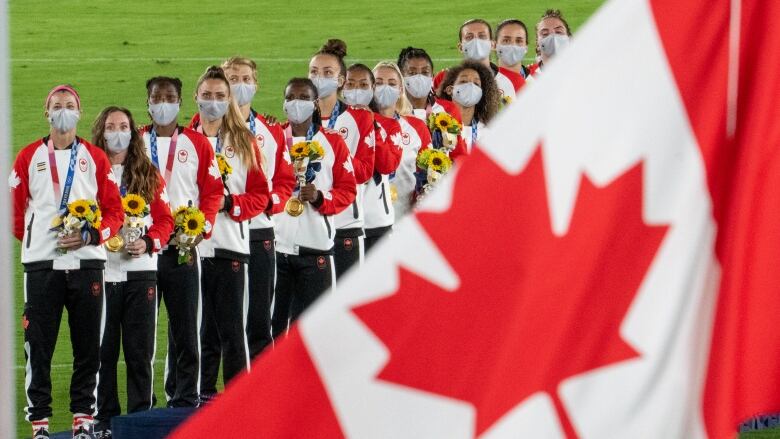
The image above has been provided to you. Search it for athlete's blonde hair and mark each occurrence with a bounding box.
[221,56,258,83]
[195,65,262,170]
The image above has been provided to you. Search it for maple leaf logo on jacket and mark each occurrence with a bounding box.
[353,146,668,436]
[390,132,404,148]
[208,159,221,180]
[8,169,20,190]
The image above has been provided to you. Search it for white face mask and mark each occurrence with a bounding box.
[452,82,483,108]
[48,108,80,133]
[284,99,316,124]
[148,102,180,126]
[231,83,257,106]
[197,99,229,122]
[311,77,339,98]
[496,44,528,66]
[540,34,570,58]
[374,85,400,109]
[462,38,492,61]
[342,88,374,107]
[404,74,433,99]
[104,130,132,153]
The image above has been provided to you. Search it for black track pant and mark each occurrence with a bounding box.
[96,276,157,423]
[247,231,276,359]
[271,252,334,338]
[333,230,364,279]
[158,248,201,408]
[364,226,392,253]
[199,257,250,395]
[23,266,104,422]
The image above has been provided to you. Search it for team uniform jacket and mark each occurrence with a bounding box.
[105,167,174,282]
[323,106,375,231]
[364,113,403,230]
[189,112,295,232]
[11,136,124,270]
[140,126,223,242]
[495,67,527,100]
[393,115,433,218]
[197,134,270,260]
[275,128,357,255]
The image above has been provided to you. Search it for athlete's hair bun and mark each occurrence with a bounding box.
[319,39,347,59]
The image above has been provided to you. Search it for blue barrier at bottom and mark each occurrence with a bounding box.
[112,408,198,439]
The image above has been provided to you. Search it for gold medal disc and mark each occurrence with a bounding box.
[285,197,305,217]
[105,235,124,252]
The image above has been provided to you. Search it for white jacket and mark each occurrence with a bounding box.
[274,128,357,255]
[11,136,124,270]
[197,134,269,259]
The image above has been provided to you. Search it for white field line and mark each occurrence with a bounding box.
[14,359,166,370]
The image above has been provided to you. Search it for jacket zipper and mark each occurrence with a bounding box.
[239,221,245,240]
[323,216,332,239]
[26,213,34,249]
[380,183,389,214]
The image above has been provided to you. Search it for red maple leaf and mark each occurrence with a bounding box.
[352,146,668,437]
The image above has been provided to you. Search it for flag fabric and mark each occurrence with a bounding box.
[172,0,780,437]
[0,0,16,435]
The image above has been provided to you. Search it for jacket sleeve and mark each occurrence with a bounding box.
[93,147,124,244]
[226,143,270,222]
[268,124,295,214]
[192,132,223,239]
[373,117,403,175]
[350,110,376,184]
[316,134,357,216]
[10,146,33,241]
[144,173,174,253]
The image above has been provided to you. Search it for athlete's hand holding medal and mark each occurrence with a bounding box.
[285,140,325,217]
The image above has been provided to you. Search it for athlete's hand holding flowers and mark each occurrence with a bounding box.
[51,199,103,253]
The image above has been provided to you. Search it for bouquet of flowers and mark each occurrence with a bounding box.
[285,140,325,217]
[427,111,462,151]
[172,204,205,264]
[215,153,232,182]
[106,193,149,252]
[414,149,453,198]
[50,199,102,254]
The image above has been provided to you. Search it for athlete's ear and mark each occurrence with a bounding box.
[337,75,345,88]
[445,85,454,97]
[457,42,464,53]
[44,110,49,120]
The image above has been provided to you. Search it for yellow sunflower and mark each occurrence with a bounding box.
[290,142,310,160]
[215,153,232,177]
[122,194,147,216]
[68,199,92,218]
[182,210,206,236]
[434,113,452,131]
[426,150,452,173]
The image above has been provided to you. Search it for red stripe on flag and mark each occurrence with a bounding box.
[650,0,780,436]
[169,327,345,438]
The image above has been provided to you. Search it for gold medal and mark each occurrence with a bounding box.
[284,197,305,217]
[105,235,124,252]
[390,184,398,202]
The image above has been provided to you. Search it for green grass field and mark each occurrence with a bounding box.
[9,0,778,437]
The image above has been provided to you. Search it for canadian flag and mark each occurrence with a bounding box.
[172,0,780,437]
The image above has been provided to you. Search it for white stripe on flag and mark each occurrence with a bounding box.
[0,0,15,435]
